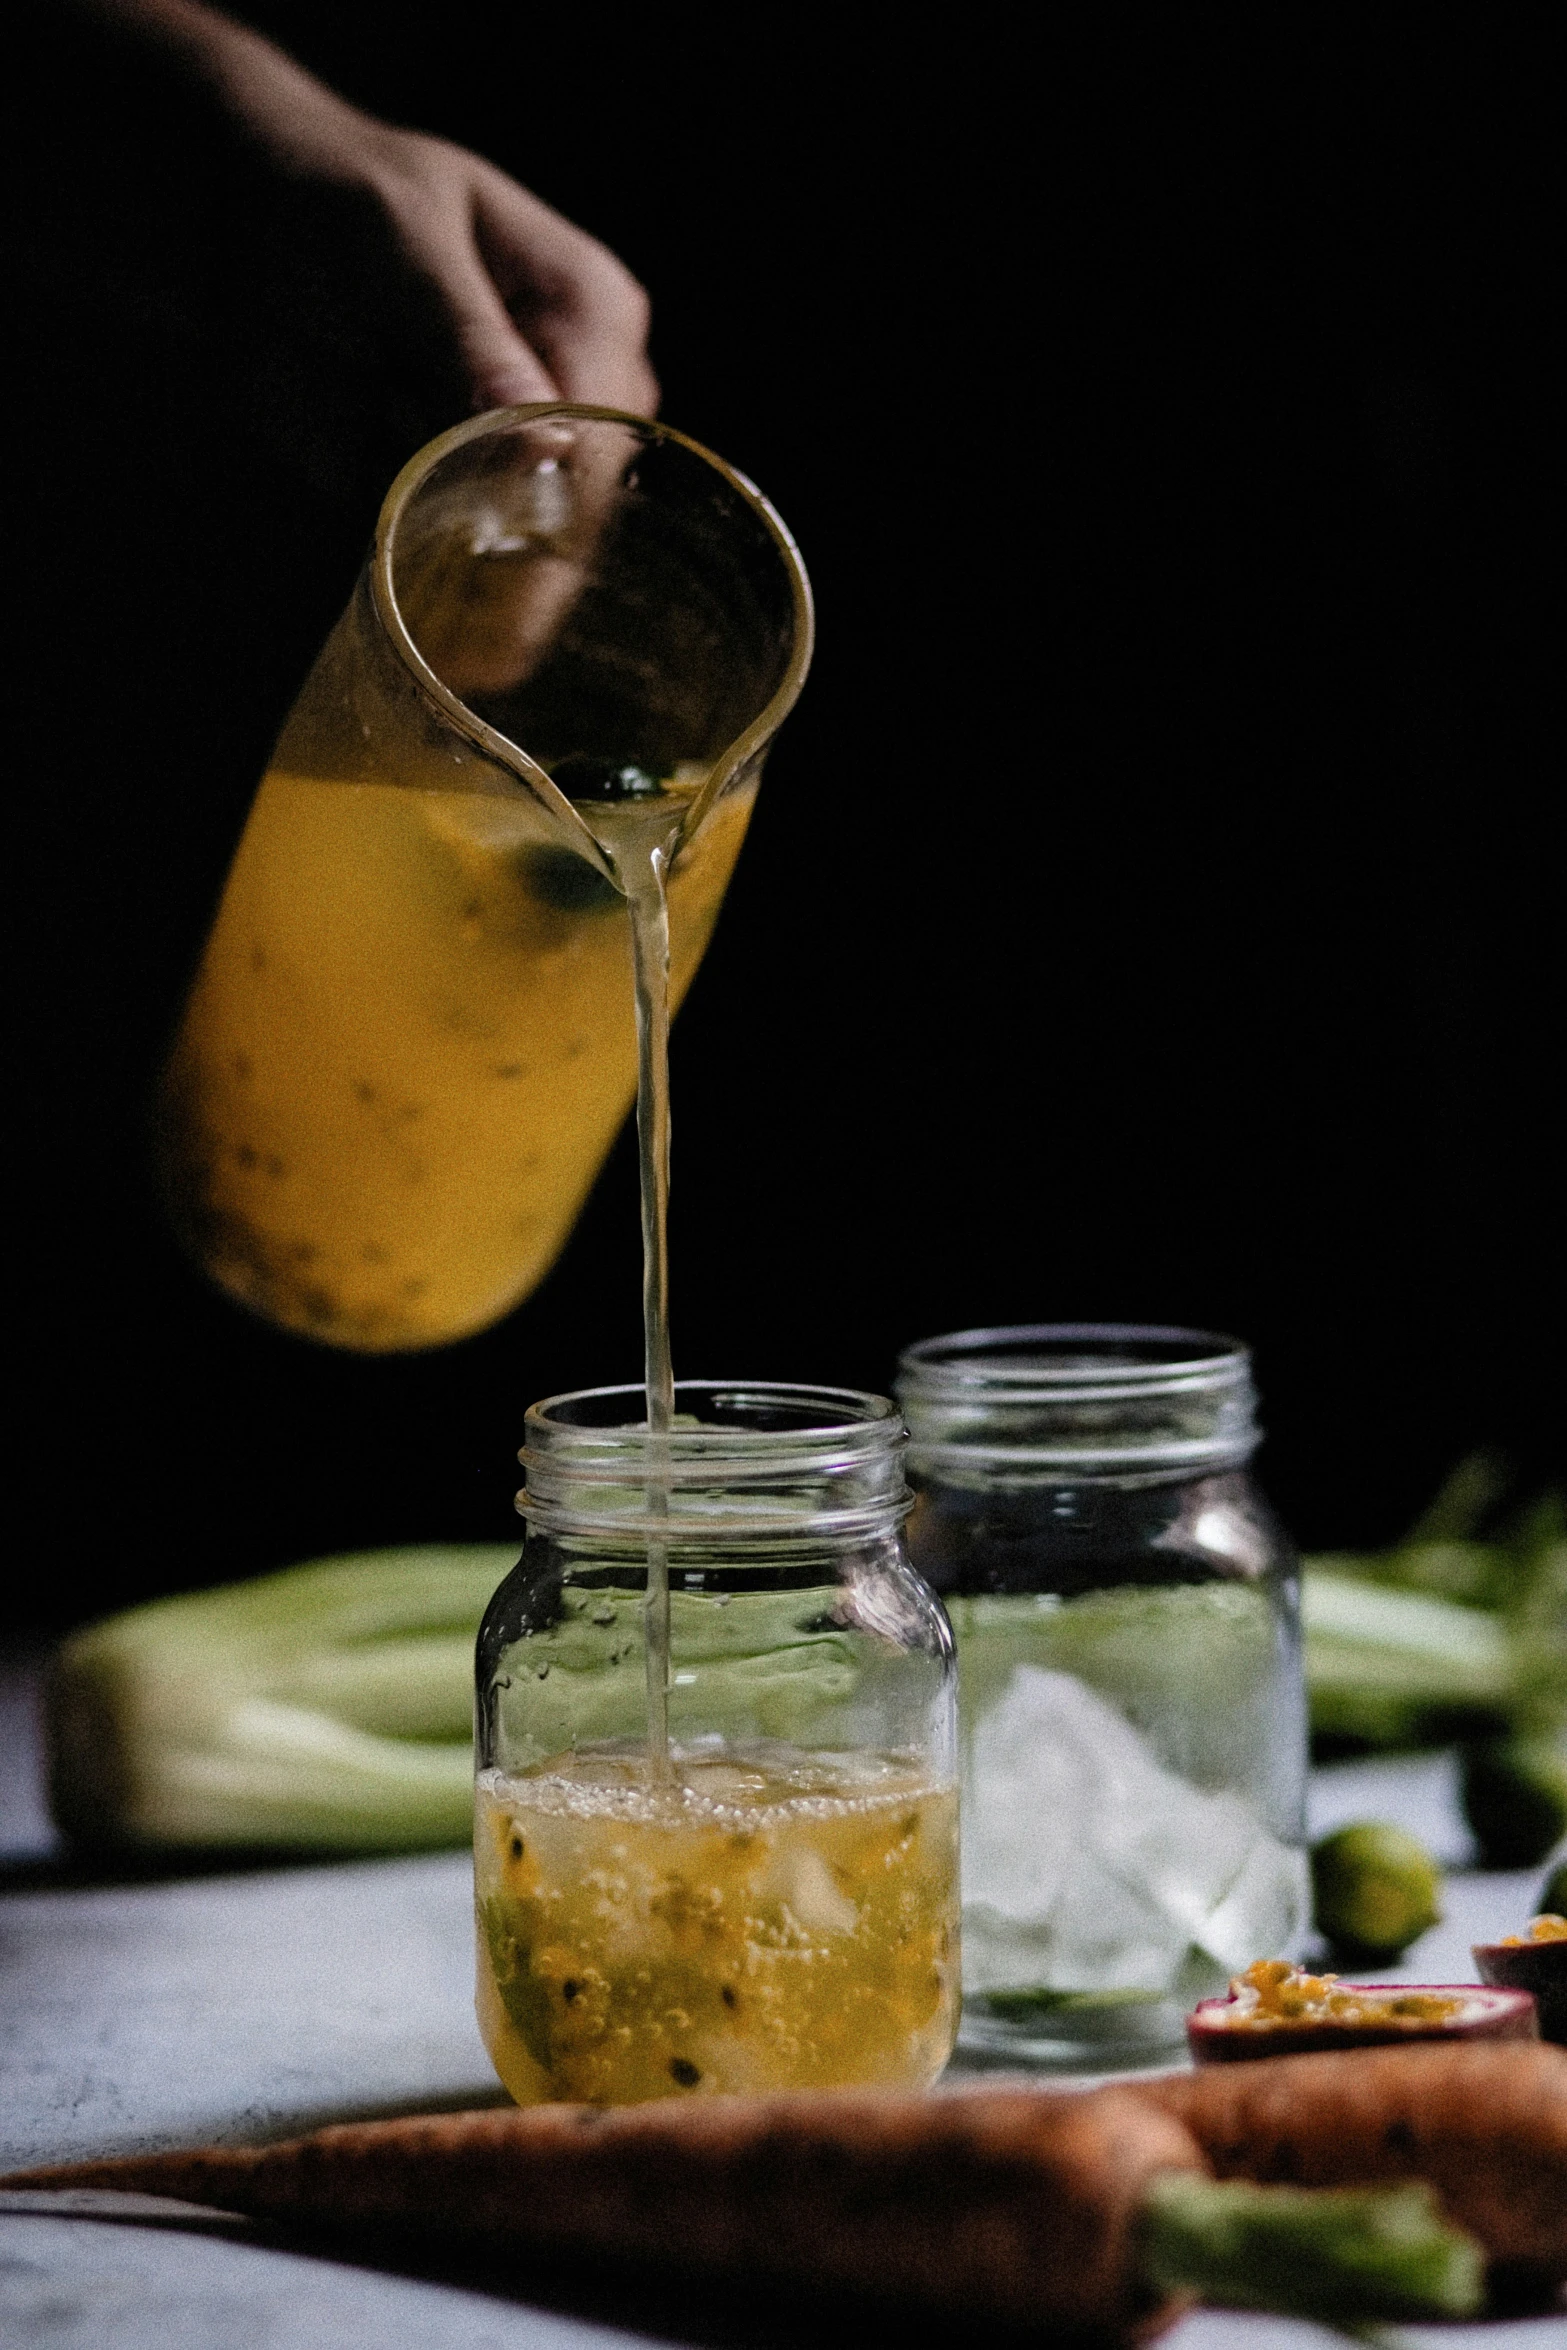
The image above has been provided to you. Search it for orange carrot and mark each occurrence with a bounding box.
[5,2087,1202,2342]
[1141,2039,1567,2282]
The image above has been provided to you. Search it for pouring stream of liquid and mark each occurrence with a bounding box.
[626,846,674,1777]
[592,797,687,1777]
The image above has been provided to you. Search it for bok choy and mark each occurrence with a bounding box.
[1304,1458,1566,1752]
[47,1547,515,1853]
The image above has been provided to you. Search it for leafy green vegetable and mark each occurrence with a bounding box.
[47,1553,884,1853]
[47,1547,516,1853]
[1304,1459,1566,1753]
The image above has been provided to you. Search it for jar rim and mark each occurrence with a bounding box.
[375,405,814,876]
[517,1380,910,1538]
[896,1323,1250,1403]
[895,1324,1259,1482]
[526,1379,902,1448]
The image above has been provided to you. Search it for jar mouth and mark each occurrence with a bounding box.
[895,1324,1258,1482]
[530,1380,901,1445]
[518,1380,910,1539]
[897,1323,1249,1402]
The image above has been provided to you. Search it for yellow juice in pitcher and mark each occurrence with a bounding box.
[475,1747,960,2104]
[159,771,750,1350]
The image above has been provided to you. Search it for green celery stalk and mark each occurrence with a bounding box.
[1303,1567,1516,1747]
[47,1547,516,1853]
[1302,1463,1566,1749]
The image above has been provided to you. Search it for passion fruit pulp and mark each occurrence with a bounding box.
[1188,1963,1537,2063]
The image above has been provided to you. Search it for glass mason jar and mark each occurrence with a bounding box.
[475,1381,959,2105]
[896,1325,1308,2069]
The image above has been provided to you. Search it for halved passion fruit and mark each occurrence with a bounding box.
[1188,1959,1537,2062]
[1473,1915,1567,2045]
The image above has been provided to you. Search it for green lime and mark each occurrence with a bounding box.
[1311,1822,1444,1961]
[1539,1860,1567,1918]
[1461,1739,1567,1871]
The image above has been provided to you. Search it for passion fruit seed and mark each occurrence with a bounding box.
[1311,1822,1443,1962]
[1189,1975,1536,2062]
[1461,1739,1567,1871]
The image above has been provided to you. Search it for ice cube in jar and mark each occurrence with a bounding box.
[898,1324,1308,2067]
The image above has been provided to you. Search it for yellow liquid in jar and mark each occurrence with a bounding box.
[158,772,751,1350]
[474,1748,960,2103]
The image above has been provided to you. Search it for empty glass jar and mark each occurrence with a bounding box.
[897,1325,1308,2068]
[475,1380,959,2103]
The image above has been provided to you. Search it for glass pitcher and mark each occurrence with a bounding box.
[475,1380,960,2103]
[157,409,813,1351]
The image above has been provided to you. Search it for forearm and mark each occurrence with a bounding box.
[65,0,375,172]
[43,0,656,422]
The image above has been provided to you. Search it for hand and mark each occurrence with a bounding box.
[343,130,658,417]
[80,0,657,424]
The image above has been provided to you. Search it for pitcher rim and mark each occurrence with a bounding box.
[372,404,816,871]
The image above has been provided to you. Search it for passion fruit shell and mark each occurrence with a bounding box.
[1188,1984,1538,2063]
[1472,1940,1567,2045]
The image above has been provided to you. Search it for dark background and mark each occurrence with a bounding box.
[7,4,1562,1630]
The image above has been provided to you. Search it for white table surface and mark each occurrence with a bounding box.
[3,1657,1563,2350]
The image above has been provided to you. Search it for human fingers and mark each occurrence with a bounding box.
[365,135,563,412]
[372,142,654,697]
[471,168,658,417]
[443,254,561,412]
